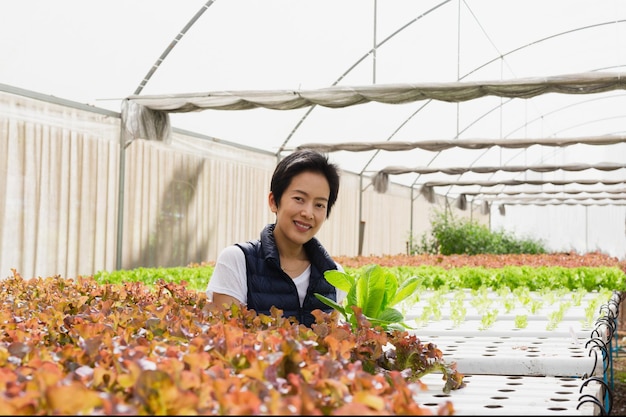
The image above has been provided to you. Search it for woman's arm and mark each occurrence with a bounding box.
[206,245,248,308]
[211,292,242,310]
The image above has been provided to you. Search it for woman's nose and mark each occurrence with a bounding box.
[301,204,314,218]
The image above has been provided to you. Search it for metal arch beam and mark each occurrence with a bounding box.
[275,0,453,156]
[133,0,218,95]
[116,0,217,270]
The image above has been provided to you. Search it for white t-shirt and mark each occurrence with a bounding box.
[206,244,346,307]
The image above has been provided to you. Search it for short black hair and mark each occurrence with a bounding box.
[271,149,340,217]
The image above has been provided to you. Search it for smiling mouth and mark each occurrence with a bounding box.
[294,221,312,231]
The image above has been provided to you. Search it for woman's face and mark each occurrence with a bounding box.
[269,171,330,247]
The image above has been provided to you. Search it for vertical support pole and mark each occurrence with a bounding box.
[409,186,415,254]
[115,117,128,271]
[372,0,377,84]
[585,205,589,254]
[358,174,364,256]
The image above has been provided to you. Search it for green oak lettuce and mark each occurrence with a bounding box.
[315,264,420,331]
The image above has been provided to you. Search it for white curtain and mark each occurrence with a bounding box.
[0,92,120,279]
[121,135,276,268]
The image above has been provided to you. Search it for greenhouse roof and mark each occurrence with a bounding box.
[3,0,626,204]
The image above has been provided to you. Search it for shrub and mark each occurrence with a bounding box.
[413,209,546,255]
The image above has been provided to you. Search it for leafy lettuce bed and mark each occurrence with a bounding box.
[94,259,626,293]
[0,252,621,414]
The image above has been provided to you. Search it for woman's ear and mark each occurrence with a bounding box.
[268,192,278,213]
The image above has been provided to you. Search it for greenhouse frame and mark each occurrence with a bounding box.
[2,1,626,414]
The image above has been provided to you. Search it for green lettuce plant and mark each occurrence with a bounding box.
[479,309,499,330]
[450,290,467,327]
[514,314,528,329]
[315,264,420,332]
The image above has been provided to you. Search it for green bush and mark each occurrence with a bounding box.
[413,209,546,255]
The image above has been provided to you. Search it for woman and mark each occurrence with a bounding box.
[206,149,346,327]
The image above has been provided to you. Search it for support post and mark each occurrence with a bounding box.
[115,119,129,271]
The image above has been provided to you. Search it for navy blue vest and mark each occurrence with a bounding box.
[236,224,338,327]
